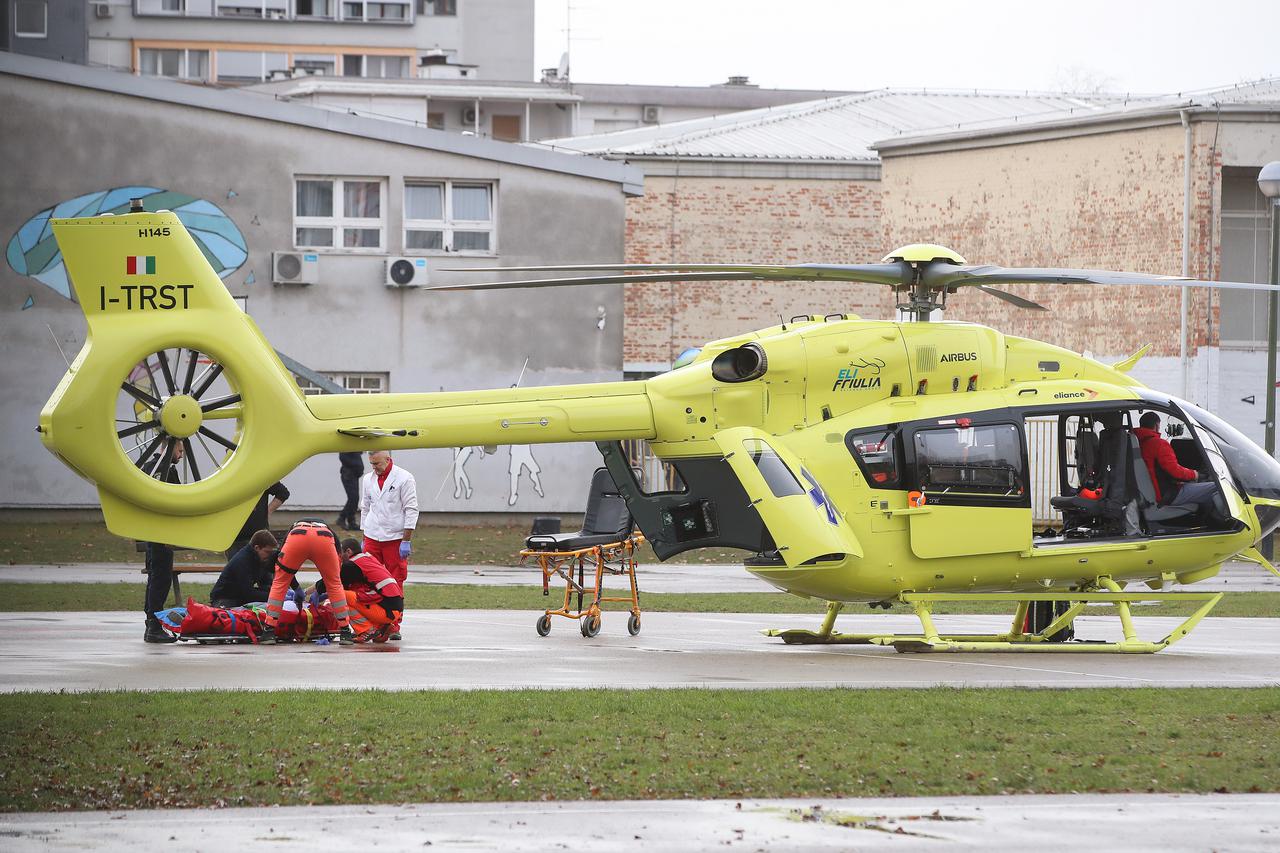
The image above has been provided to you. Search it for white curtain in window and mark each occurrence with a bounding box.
[344,181,381,218]
[187,50,210,81]
[453,185,490,221]
[296,180,333,217]
[405,185,443,220]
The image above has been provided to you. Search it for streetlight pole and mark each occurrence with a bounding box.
[1257,161,1280,559]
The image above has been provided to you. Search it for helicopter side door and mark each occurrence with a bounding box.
[712,426,863,568]
[903,417,1033,559]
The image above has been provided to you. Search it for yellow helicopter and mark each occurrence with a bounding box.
[39,207,1280,654]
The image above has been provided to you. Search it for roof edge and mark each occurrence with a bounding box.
[0,53,643,190]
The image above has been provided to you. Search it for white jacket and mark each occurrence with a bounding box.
[359,463,420,542]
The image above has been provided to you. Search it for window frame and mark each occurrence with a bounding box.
[845,425,903,490]
[905,418,1030,508]
[293,176,387,253]
[138,47,210,81]
[296,371,389,395]
[14,0,48,37]
[403,179,497,257]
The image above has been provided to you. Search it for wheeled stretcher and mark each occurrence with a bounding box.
[520,468,645,638]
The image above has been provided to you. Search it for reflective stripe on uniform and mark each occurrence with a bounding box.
[375,577,395,590]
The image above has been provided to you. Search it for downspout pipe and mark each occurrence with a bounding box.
[1181,109,1192,400]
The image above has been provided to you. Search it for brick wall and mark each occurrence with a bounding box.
[878,123,1221,357]
[622,175,885,367]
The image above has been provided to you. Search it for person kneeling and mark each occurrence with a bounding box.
[210,529,299,609]
[314,539,405,643]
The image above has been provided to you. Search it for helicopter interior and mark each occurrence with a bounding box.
[1042,405,1236,544]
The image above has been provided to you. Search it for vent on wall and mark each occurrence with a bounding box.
[914,345,938,373]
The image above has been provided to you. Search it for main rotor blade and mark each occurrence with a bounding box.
[975,285,1048,310]
[428,262,910,291]
[927,265,1280,292]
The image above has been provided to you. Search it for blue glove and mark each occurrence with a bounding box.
[399,540,412,559]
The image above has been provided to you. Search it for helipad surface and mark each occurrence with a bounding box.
[1,610,1277,692]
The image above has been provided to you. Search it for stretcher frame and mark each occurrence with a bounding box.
[521,533,646,638]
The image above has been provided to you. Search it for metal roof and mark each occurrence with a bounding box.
[541,89,1121,162]
[874,78,1280,152]
[0,53,644,193]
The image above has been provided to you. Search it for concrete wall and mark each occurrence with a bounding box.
[621,174,884,370]
[3,0,86,62]
[0,71,628,513]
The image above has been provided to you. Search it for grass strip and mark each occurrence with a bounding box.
[3,583,1277,617]
[0,687,1277,811]
[0,522,744,566]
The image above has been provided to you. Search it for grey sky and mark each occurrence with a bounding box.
[534,0,1278,94]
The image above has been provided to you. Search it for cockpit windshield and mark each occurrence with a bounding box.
[1172,396,1280,501]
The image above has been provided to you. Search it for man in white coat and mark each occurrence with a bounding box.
[360,450,419,603]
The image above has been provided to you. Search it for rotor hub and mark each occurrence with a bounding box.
[158,394,202,439]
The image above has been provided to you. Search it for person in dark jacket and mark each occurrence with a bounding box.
[336,452,363,531]
[143,442,184,644]
[225,481,290,560]
[1134,412,1220,512]
[210,529,296,608]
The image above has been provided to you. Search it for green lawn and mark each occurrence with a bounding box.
[0,522,745,566]
[1,688,1276,811]
[3,582,1277,617]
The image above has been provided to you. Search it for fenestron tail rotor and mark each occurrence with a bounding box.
[116,347,242,486]
[436,243,1280,321]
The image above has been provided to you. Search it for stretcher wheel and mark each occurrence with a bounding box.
[627,613,641,636]
[536,614,552,637]
[580,614,601,638]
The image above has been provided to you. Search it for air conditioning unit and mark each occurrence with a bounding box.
[641,104,662,124]
[272,251,319,285]
[385,256,428,288]
[462,106,480,124]
[93,2,112,17]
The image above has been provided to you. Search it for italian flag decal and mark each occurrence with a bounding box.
[126,256,156,275]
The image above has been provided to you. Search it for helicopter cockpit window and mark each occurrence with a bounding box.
[846,428,901,489]
[914,423,1025,498]
[742,438,805,498]
[1178,398,1280,501]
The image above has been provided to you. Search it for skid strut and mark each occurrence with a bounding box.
[764,582,1223,653]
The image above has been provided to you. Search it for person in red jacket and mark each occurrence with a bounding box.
[1134,412,1220,511]
[317,539,406,643]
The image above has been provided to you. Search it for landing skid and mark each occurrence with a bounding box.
[764,581,1222,654]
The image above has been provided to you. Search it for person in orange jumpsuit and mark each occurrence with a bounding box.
[316,538,405,643]
[263,520,358,645]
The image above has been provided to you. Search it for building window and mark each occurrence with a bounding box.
[293,53,337,75]
[294,0,333,17]
[216,49,287,82]
[297,372,389,395]
[421,0,455,15]
[14,0,47,37]
[341,0,410,21]
[295,177,385,251]
[139,48,210,81]
[341,53,409,77]
[404,181,495,254]
[215,0,288,17]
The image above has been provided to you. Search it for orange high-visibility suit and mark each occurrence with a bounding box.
[265,522,354,631]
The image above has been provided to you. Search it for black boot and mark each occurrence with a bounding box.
[143,618,176,644]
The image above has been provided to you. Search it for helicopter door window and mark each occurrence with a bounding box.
[913,423,1025,500]
[741,439,805,498]
[846,427,901,489]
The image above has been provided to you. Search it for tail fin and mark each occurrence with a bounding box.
[42,209,313,549]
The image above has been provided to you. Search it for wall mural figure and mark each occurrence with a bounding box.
[6,187,247,300]
[451,446,483,500]
[507,444,545,506]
